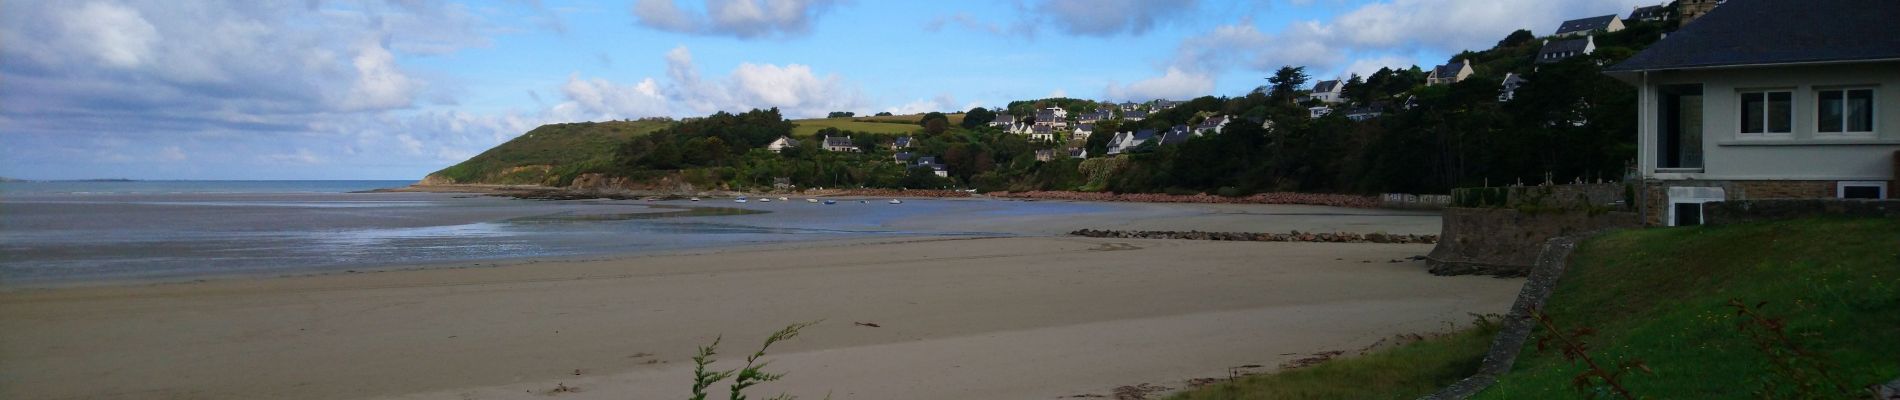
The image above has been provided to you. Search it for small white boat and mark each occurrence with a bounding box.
[735,197,748,203]
[823,200,837,205]
[888,199,903,204]
[806,198,818,203]
[690,197,700,201]
[760,198,771,203]
[778,197,789,201]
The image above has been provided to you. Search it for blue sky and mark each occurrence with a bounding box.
[0,0,1652,180]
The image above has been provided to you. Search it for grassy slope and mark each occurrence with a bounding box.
[427,120,668,185]
[1170,321,1500,400]
[789,117,924,137]
[1478,218,1900,399]
[1170,218,1900,400]
[852,113,966,125]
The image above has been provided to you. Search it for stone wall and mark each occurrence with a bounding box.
[1425,208,1639,277]
[1704,199,1900,225]
[1639,180,1870,226]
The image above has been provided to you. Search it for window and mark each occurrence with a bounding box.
[1739,90,1792,135]
[1818,88,1876,134]
[1838,181,1888,199]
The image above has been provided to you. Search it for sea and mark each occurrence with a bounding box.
[0,180,1112,288]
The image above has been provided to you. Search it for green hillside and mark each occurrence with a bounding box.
[1171,218,1900,399]
[426,120,669,185]
[789,117,922,137]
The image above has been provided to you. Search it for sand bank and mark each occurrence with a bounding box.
[2,234,1518,399]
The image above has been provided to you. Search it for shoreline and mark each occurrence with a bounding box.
[390,183,1411,209]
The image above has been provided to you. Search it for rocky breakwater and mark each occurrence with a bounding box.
[1070,229,1437,244]
[992,191,1381,208]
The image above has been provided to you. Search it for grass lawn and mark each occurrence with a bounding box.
[1478,217,1900,399]
[1169,217,1900,400]
[1169,320,1500,400]
[789,117,922,137]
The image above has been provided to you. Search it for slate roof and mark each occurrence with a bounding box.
[1606,0,1900,73]
[1555,14,1618,35]
[823,136,853,147]
[1630,5,1668,20]
[1124,109,1150,119]
[1430,62,1466,79]
[893,136,912,148]
[1160,125,1194,145]
[1537,37,1592,63]
[1313,80,1342,93]
[1077,122,1095,132]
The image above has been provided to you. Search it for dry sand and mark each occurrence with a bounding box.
[1,231,1520,400]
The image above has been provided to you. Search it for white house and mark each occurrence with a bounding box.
[1427,61,1473,85]
[1195,115,1230,135]
[1499,73,1529,102]
[1554,14,1624,37]
[1311,80,1345,103]
[1308,106,1332,119]
[1106,129,1156,155]
[1036,107,1069,129]
[1604,0,1899,226]
[990,113,1017,128]
[821,135,857,152]
[765,136,799,153]
[1029,124,1057,142]
[1537,36,1595,64]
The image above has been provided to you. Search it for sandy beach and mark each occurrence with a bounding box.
[1,199,1516,399]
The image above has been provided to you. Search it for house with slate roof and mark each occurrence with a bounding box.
[1629,3,1671,22]
[1106,129,1156,155]
[1427,61,1473,85]
[1196,115,1230,135]
[821,135,857,152]
[1159,125,1195,145]
[1311,79,1345,103]
[1603,0,1900,226]
[1554,14,1624,38]
[1499,73,1528,102]
[1123,108,1150,121]
[766,136,799,153]
[1537,36,1595,64]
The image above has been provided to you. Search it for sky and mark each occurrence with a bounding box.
[0,0,1657,180]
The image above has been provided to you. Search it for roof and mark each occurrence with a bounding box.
[1077,122,1095,131]
[893,136,912,146]
[1555,14,1618,35]
[1313,80,1341,93]
[1605,0,1900,73]
[1501,72,1528,86]
[1430,62,1466,78]
[894,151,914,161]
[1125,109,1149,118]
[1630,5,1668,19]
[1130,129,1156,142]
[1160,125,1194,145]
[824,136,852,146]
[1537,37,1592,63]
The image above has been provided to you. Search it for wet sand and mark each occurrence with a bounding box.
[1,227,1519,400]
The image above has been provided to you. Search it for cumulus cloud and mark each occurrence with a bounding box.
[1106,67,1214,101]
[631,0,846,39]
[884,94,962,115]
[551,46,865,120]
[931,0,1199,38]
[0,0,513,179]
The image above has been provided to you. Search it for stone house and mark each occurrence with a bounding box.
[1604,0,1899,226]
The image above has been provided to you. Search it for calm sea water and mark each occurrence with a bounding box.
[0,181,1113,288]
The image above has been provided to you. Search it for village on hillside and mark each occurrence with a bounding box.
[764,1,1727,188]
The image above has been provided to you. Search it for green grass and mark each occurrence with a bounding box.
[1170,320,1501,400]
[1170,217,1900,400]
[1479,217,1900,399]
[428,120,668,185]
[852,113,966,125]
[789,117,923,137]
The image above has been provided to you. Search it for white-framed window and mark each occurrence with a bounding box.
[1738,89,1793,137]
[1666,186,1727,226]
[1817,87,1876,135]
[1838,181,1888,199]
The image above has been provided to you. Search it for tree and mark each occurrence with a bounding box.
[961,107,996,129]
[919,112,949,127]
[1340,73,1368,104]
[1267,66,1309,103]
[924,118,949,135]
[873,111,893,116]
[1497,29,1536,48]
[826,111,855,118]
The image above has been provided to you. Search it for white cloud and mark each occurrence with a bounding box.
[60,2,159,68]
[883,94,960,115]
[553,46,864,120]
[157,146,188,162]
[631,0,846,39]
[1341,55,1414,78]
[1036,0,1198,36]
[1106,67,1213,101]
[343,40,421,111]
